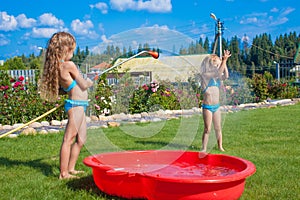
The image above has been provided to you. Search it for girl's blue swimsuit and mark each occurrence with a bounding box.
[62,80,89,112]
[202,78,221,113]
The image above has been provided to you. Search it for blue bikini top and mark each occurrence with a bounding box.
[63,80,77,92]
[202,78,221,93]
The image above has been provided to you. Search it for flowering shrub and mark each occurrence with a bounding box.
[129,81,181,113]
[267,80,298,99]
[0,71,66,125]
[92,75,113,116]
[224,78,254,105]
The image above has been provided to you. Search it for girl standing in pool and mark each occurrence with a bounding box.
[200,50,231,152]
[39,32,93,179]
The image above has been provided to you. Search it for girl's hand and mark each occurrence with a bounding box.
[223,50,231,60]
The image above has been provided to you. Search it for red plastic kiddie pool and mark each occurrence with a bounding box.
[83,150,256,200]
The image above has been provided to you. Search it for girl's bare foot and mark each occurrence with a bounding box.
[59,173,79,180]
[219,147,225,152]
[69,170,85,175]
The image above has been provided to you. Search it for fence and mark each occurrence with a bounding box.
[7,69,37,84]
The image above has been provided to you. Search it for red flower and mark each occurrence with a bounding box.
[13,82,21,88]
[10,78,15,83]
[19,76,24,81]
[142,84,149,90]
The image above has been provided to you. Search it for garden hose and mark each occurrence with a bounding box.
[0,104,63,138]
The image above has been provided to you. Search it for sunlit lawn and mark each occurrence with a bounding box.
[0,103,299,199]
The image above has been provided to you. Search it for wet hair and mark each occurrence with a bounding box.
[39,32,76,101]
[200,54,219,74]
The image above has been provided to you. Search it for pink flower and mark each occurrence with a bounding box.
[4,94,8,99]
[19,76,24,81]
[151,87,157,92]
[94,104,100,110]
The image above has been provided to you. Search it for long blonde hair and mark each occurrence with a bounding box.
[39,32,76,101]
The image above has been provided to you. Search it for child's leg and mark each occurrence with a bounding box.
[213,109,224,151]
[59,108,79,179]
[68,107,86,173]
[201,109,213,152]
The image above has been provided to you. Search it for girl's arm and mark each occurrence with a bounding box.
[66,62,93,90]
[218,50,231,80]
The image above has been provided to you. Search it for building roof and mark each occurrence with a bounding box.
[90,62,111,70]
[114,54,209,82]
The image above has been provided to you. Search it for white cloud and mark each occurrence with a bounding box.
[71,19,99,39]
[38,13,64,27]
[240,17,258,24]
[101,34,112,43]
[90,2,109,14]
[0,34,10,46]
[16,14,36,28]
[110,0,172,13]
[0,12,17,31]
[271,7,279,13]
[31,27,67,38]
[239,6,295,28]
[280,7,295,16]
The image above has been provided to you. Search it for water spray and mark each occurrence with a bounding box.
[0,50,159,138]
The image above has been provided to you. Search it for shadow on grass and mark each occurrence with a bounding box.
[66,175,145,200]
[0,156,55,176]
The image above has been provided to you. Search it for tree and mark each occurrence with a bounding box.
[2,57,26,70]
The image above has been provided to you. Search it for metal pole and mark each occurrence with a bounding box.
[276,62,280,81]
[217,20,223,58]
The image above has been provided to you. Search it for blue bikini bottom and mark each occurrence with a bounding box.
[202,103,220,113]
[64,99,89,112]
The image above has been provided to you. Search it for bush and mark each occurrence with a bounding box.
[129,80,181,113]
[92,74,113,116]
[0,71,66,125]
[224,78,254,105]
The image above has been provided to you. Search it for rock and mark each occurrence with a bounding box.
[51,120,61,126]
[90,115,99,121]
[98,115,109,121]
[108,122,121,127]
[141,112,149,117]
[41,121,50,126]
[39,130,48,134]
[86,116,91,123]
[101,124,109,128]
[29,122,42,128]
[88,126,101,130]
[21,127,37,135]
[139,119,148,123]
[13,123,25,129]
[61,119,68,126]
[48,129,60,133]
[8,134,18,138]
[152,118,162,122]
[2,125,13,130]
[113,113,127,121]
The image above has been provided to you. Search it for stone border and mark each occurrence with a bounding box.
[1,99,299,138]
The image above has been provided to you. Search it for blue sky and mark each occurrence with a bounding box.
[0,0,299,60]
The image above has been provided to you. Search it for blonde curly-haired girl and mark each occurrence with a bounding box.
[40,32,93,179]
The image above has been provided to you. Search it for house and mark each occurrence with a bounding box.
[291,44,300,82]
[112,53,209,84]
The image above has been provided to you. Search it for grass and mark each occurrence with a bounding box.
[0,103,300,200]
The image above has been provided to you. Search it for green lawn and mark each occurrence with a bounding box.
[0,103,299,200]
